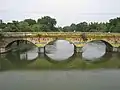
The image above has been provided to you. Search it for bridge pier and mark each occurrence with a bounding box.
[76,47,82,53]
[38,47,45,54]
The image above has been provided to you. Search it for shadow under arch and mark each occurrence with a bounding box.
[44,39,77,63]
[100,40,113,52]
[5,40,38,53]
[5,39,38,48]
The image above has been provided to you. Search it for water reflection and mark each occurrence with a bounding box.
[0,40,120,70]
[20,47,38,60]
[45,40,75,61]
[5,47,38,67]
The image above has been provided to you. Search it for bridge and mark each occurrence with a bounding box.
[0,32,120,53]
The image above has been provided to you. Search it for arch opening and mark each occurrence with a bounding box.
[5,40,39,62]
[44,39,76,62]
[81,40,113,61]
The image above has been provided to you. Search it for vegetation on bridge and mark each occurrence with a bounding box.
[0,16,120,32]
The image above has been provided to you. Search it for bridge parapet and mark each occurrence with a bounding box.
[2,32,120,37]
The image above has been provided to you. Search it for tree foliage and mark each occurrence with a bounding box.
[37,16,57,31]
[0,17,120,32]
[24,19,36,26]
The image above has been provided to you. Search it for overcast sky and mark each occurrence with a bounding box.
[0,0,120,26]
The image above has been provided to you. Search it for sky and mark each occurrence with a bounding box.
[0,0,120,26]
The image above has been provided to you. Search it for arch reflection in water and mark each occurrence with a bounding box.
[6,47,38,66]
[20,47,38,60]
[82,41,107,61]
[45,40,75,61]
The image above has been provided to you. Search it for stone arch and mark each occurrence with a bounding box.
[100,40,113,52]
[5,39,38,48]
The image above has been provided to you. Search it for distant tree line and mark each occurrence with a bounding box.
[0,16,120,32]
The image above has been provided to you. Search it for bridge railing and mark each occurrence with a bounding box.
[2,32,120,38]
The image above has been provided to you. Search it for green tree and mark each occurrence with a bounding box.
[111,22,120,32]
[31,24,52,32]
[0,20,6,30]
[3,22,18,32]
[63,26,71,32]
[57,26,63,32]
[76,22,88,32]
[18,21,31,32]
[88,22,103,32]
[24,19,36,26]
[37,16,57,31]
[0,23,6,29]
[108,17,120,32]
[31,24,41,32]
[70,23,77,32]
[98,23,107,32]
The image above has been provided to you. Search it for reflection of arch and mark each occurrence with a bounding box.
[84,52,112,64]
[44,52,76,63]
[5,50,39,66]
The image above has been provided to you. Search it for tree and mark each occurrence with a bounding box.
[31,24,41,32]
[76,22,88,32]
[0,23,6,29]
[70,23,77,32]
[18,21,31,32]
[39,24,51,32]
[98,23,107,32]
[57,26,63,32]
[31,24,42,32]
[110,22,120,32]
[0,20,6,30]
[3,22,19,32]
[24,19,36,26]
[63,26,71,32]
[31,24,52,32]
[37,16,57,31]
[1,16,120,32]
[108,17,120,32]
[88,22,104,32]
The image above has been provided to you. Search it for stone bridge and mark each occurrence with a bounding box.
[0,32,120,53]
